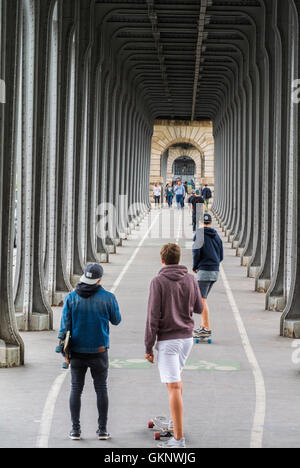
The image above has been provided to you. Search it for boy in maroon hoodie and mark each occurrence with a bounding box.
[145,243,203,448]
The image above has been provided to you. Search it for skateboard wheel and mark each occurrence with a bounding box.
[195,339,199,344]
[208,339,212,344]
[148,421,154,429]
[154,432,161,440]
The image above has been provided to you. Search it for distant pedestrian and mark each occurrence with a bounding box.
[184,181,188,196]
[187,190,196,212]
[153,183,162,208]
[165,183,174,208]
[202,185,212,211]
[145,244,203,448]
[192,213,223,339]
[174,180,186,209]
[191,190,204,232]
[58,263,121,441]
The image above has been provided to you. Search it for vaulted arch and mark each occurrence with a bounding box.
[150,120,214,189]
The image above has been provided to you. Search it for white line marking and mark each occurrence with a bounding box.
[175,211,183,245]
[110,212,161,294]
[36,212,161,448]
[220,264,266,449]
[36,373,67,449]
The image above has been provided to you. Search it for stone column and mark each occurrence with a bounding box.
[256,0,277,293]
[266,0,291,312]
[72,0,93,278]
[96,65,109,261]
[0,0,24,366]
[280,0,300,336]
[53,0,77,303]
[15,0,55,331]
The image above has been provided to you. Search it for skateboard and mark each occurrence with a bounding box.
[194,335,212,344]
[62,331,71,369]
[148,416,173,440]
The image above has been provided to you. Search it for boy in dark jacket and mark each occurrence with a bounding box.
[202,185,212,211]
[145,244,203,448]
[192,213,223,338]
[59,263,121,441]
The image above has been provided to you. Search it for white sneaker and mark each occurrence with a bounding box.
[157,437,186,448]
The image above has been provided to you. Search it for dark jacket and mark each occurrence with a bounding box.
[145,265,203,354]
[191,195,204,214]
[202,187,212,199]
[59,286,121,353]
[193,228,223,272]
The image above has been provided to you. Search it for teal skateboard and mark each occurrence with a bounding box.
[194,336,212,344]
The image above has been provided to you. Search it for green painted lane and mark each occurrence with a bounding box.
[109,359,240,372]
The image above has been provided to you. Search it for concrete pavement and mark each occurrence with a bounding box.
[0,207,299,448]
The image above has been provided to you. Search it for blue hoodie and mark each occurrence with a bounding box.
[193,227,223,272]
[58,286,121,353]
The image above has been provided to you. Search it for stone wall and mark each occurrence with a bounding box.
[149,120,214,195]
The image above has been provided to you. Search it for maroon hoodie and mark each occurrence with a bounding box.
[145,265,203,354]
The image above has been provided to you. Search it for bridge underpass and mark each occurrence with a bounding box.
[1,0,300,449]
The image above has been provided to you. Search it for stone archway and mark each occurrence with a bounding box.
[150,120,214,191]
[166,147,202,188]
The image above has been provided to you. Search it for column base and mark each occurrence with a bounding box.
[119,232,127,240]
[256,278,271,293]
[267,295,286,312]
[236,247,244,257]
[106,243,116,254]
[232,240,240,249]
[116,238,123,247]
[52,291,68,307]
[16,313,50,331]
[99,252,109,263]
[282,320,300,338]
[71,275,81,288]
[0,341,21,368]
[248,265,260,278]
[241,255,251,267]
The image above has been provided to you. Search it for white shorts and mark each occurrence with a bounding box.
[156,338,193,384]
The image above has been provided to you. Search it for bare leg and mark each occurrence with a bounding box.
[167,382,183,440]
[201,298,211,330]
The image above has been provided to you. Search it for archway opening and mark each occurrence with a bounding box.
[172,156,196,184]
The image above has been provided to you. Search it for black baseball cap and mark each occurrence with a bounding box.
[204,213,212,225]
[80,263,104,285]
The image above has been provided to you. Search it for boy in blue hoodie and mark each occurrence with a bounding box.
[58,263,121,442]
[192,213,223,338]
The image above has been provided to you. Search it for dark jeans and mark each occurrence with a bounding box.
[166,195,173,207]
[70,352,109,431]
[176,194,184,209]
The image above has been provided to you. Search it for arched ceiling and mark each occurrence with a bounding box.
[95,0,262,121]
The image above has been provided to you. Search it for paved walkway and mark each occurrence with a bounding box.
[1,207,300,448]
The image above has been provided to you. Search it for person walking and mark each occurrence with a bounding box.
[58,263,122,441]
[174,180,186,209]
[191,190,204,232]
[145,243,203,448]
[192,213,223,339]
[165,183,174,208]
[202,185,212,212]
[153,183,162,208]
